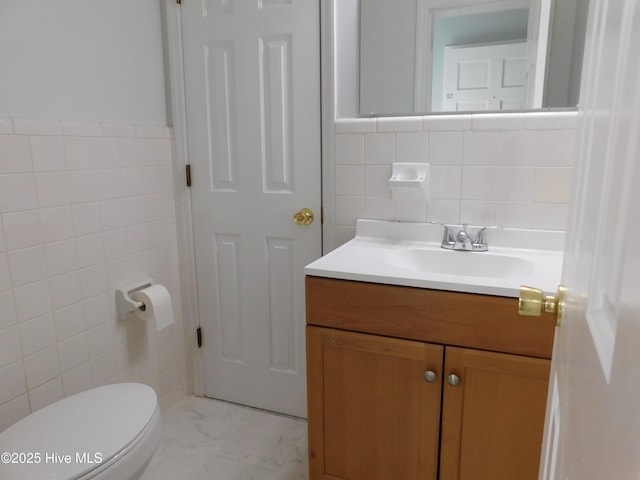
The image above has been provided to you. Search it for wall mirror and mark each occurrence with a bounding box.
[355,0,589,116]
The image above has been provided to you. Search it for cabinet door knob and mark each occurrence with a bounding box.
[423,370,437,383]
[447,374,460,386]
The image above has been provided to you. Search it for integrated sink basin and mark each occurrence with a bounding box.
[304,219,564,297]
[388,248,536,278]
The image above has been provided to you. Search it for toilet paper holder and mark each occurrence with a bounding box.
[115,279,154,320]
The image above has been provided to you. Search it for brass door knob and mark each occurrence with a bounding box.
[293,208,314,225]
[519,285,567,325]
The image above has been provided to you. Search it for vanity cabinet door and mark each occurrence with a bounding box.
[306,326,443,480]
[439,346,550,480]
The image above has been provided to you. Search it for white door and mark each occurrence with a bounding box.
[181,1,321,417]
[540,0,640,477]
[442,42,527,111]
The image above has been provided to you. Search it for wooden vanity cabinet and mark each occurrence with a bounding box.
[306,276,555,480]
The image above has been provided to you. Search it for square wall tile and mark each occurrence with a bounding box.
[335,134,364,165]
[23,345,60,390]
[430,166,462,200]
[35,171,70,207]
[498,130,538,166]
[396,132,428,163]
[364,166,392,198]
[463,131,500,165]
[71,202,102,236]
[0,325,23,369]
[530,203,569,230]
[537,130,577,166]
[44,239,78,276]
[393,200,427,222]
[53,303,85,342]
[335,165,364,196]
[461,166,497,200]
[428,132,463,165]
[495,166,535,202]
[460,200,497,225]
[534,167,574,203]
[93,137,120,169]
[13,280,52,323]
[65,137,95,170]
[496,202,534,229]
[335,195,364,227]
[0,174,38,213]
[58,333,90,372]
[117,138,142,167]
[49,271,82,310]
[76,233,105,268]
[0,290,18,330]
[364,133,395,165]
[40,206,75,243]
[30,136,66,172]
[427,199,461,225]
[78,264,108,300]
[0,135,32,173]
[8,246,47,287]
[140,139,172,166]
[90,349,117,386]
[68,170,99,204]
[62,363,93,397]
[19,313,56,357]
[364,197,394,221]
[0,361,27,405]
[9,206,52,247]
[0,254,11,291]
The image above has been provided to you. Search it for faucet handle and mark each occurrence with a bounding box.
[473,225,503,244]
[428,221,454,243]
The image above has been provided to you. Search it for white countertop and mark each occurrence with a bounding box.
[305,220,564,298]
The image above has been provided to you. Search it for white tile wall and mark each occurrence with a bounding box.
[0,117,187,432]
[333,112,577,244]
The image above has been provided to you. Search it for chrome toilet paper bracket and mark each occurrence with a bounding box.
[115,279,154,320]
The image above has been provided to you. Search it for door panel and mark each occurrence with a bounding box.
[440,347,550,480]
[306,327,443,480]
[181,0,321,417]
[442,42,527,111]
[542,0,640,478]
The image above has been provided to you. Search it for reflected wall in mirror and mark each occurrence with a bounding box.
[358,0,589,116]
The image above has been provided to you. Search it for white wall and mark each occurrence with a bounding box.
[0,0,167,126]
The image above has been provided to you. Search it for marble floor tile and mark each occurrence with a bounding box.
[141,396,309,480]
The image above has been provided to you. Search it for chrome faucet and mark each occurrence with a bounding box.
[429,222,502,252]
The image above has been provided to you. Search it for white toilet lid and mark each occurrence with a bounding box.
[0,383,158,480]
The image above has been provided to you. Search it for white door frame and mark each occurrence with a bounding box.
[161,0,204,396]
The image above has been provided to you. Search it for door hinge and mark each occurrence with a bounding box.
[176,0,181,5]
[185,164,192,187]
[196,326,202,348]
[321,207,324,225]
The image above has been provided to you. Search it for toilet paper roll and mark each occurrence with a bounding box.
[131,284,174,331]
